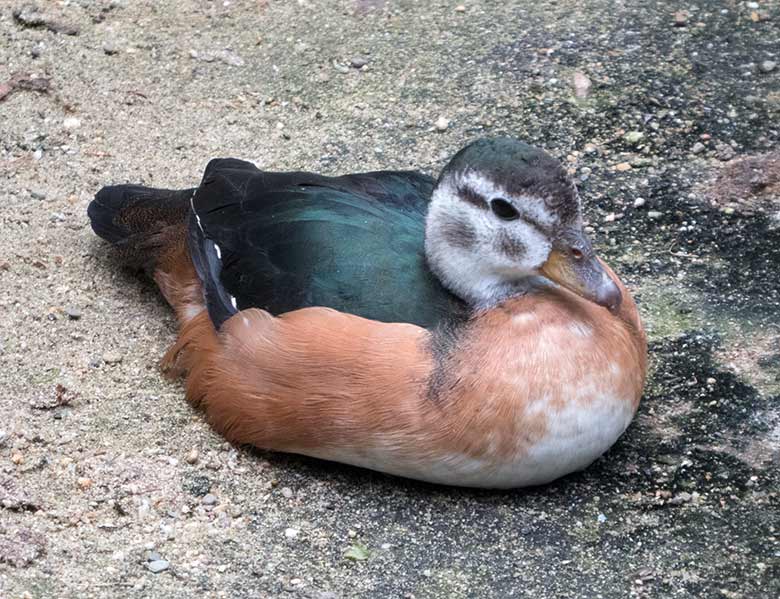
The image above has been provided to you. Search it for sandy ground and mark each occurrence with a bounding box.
[1,1,779,597]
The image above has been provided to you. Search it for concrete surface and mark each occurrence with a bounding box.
[1,0,778,597]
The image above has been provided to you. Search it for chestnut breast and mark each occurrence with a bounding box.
[192,271,646,488]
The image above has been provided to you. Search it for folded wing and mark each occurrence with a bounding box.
[188,158,464,328]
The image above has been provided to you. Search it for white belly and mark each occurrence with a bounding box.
[302,393,636,489]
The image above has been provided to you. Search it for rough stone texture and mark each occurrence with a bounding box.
[1,1,778,598]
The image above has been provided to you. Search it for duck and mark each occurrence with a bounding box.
[88,137,647,489]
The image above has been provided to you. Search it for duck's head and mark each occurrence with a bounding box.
[425,137,621,311]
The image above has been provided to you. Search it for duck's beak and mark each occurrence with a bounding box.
[540,248,622,311]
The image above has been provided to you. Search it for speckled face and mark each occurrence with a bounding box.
[431,138,586,276]
[426,137,619,310]
[428,137,585,274]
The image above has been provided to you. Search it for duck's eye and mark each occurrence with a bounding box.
[490,198,520,221]
[571,247,584,260]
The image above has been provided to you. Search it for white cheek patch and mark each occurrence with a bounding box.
[513,222,550,269]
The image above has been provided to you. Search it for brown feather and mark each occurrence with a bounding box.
[154,249,647,487]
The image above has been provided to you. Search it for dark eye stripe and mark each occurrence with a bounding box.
[457,184,554,234]
[457,185,488,210]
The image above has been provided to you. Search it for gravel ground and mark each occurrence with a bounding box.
[1,1,779,597]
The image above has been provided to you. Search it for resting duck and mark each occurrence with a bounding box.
[88,138,647,488]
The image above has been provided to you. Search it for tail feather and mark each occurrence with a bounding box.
[88,185,195,270]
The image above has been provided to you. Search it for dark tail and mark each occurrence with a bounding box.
[88,185,195,270]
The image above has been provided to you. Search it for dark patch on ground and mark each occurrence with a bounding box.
[563,331,779,597]
[628,333,776,480]
[182,474,212,497]
[586,161,780,321]
[483,1,779,156]
[707,151,780,213]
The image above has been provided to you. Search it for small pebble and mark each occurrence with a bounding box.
[715,142,735,161]
[669,492,693,505]
[349,55,369,69]
[673,11,688,26]
[185,448,199,464]
[455,4,466,12]
[103,41,119,55]
[332,61,350,74]
[280,487,294,499]
[647,211,662,220]
[624,131,644,144]
[63,117,81,129]
[218,50,245,67]
[633,198,646,208]
[760,60,777,74]
[572,71,591,98]
[597,513,607,523]
[706,377,717,386]
[102,352,123,364]
[615,162,632,172]
[691,142,706,154]
[77,477,93,490]
[201,493,218,506]
[146,559,169,574]
[65,307,82,320]
[284,527,300,539]
[434,117,449,132]
[147,551,162,562]
[137,502,151,519]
